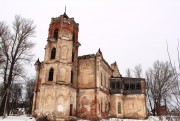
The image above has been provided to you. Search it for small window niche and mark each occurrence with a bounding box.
[53,29,58,40]
[48,68,54,81]
[51,48,56,59]
[118,102,121,114]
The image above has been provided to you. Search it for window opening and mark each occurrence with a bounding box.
[51,48,56,59]
[72,52,74,62]
[136,83,141,90]
[70,104,73,116]
[48,68,54,81]
[118,102,121,114]
[71,70,73,84]
[111,82,115,89]
[130,84,135,90]
[125,84,129,90]
[53,29,58,40]
[73,32,75,42]
[116,82,120,89]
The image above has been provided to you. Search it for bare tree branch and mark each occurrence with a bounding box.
[133,64,142,78]
[126,68,132,77]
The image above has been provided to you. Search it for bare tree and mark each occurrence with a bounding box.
[133,64,142,78]
[166,40,180,118]
[126,68,132,77]
[146,60,177,116]
[0,82,4,102]
[8,83,23,115]
[0,22,7,65]
[0,45,4,65]
[24,78,35,114]
[0,15,36,116]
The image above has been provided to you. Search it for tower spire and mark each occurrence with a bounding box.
[65,5,66,14]
[63,5,68,18]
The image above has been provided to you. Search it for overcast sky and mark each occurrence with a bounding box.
[0,0,180,76]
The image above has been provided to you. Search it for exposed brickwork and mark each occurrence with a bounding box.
[77,90,96,120]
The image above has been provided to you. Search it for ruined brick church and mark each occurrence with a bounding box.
[32,12,147,121]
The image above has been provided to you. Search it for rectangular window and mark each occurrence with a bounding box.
[111,82,115,89]
[116,82,120,89]
[136,83,141,90]
[125,84,129,90]
[118,102,121,114]
[130,84,135,90]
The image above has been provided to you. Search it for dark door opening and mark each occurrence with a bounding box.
[70,104,73,116]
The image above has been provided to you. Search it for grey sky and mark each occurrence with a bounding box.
[0,0,180,76]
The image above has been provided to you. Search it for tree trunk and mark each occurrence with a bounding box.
[0,66,13,116]
[153,103,156,116]
[0,85,9,116]
[0,92,7,115]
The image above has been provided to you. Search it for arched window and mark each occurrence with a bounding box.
[51,48,56,59]
[71,70,73,84]
[48,68,54,81]
[72,52,74,62]
[118,102,121,114]
[101,73,103,86]
[53,29,58,40]
[73,32,75,42]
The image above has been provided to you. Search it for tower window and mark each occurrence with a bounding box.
[48,68,54,81]
[51,48,56,59]
[72,52,74,62]
[71,70,73,84]
[53,29,58,40]
[73,32,75,42]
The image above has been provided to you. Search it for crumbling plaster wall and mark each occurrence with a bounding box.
[97,90,110,118]
[77,89,96,119]
[123,94,147,119]
[78,58,95,88]
[110,94,124,118]
[35,85,76,118]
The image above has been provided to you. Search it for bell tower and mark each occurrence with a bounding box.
[44,11,79,86]
[32,11,80,120]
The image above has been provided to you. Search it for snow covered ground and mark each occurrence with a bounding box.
[0,115,35,121]
[0,116,178,121]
